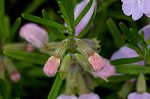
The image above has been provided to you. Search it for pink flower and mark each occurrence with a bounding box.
[57,94,78,99]
[19,23,49,48]
[43,56,60,77]
[128,92,150,99]
[93,58,116,82]
[79,93,100,99]
[88,53,104,71]
[10,71,21,83]
[74,0,96,35]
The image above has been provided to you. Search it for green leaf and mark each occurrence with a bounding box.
[119,22,137,47]
[108,75,136,82]
[77,8,96,38]
[9,17,21,41]
[42,9,66,40]
[3,50,49,65]
[111,57,143,65]
[22,13,67,30]
[126,43,144,57]
[116,65,150,74]
[106,18,125,48]
[74,0,93,28]
[130,28,147,49]
[47,73,63,99]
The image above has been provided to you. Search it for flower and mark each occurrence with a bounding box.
[74,0,96,35]
[19,23,49,48]
[79,93,100,99]
[43,56,60,77]
[121,0,150,20]
[88,53,104,71]
[10,71,21,83]
[93,58,116,82]
[128,92,150,99]
[57,94,78,99]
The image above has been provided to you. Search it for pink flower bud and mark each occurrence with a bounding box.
[93,58,116,82]
[43,56,60,77]
[74,0,96,35]
[88,53,104,71]
[25,44,34,52]
[79,93,100,99]
[10,71,21,83]
[19,23,49,48]
[128,92,150,99]
[57,94,78,99]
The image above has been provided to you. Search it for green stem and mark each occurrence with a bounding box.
[47,73,63,99]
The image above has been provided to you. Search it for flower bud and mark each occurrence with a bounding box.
[79,93,100,99]
[76,39,93,56]
[54,39,69,58]
[93,58,115,82]
[59,54,71,79]
[75,53,94,72]
[19,23,49,48]
[25,44,34,52]
[137,74,146,93]
[43,56,60,77]
[128,92,150,99]
[3,43,34,52]
[4,57,21,82]
[57,94,78,99]
[88,53,104,71]
[38,42,59,54]
[10,71,21,83]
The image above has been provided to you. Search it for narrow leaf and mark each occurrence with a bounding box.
[10,17,21,41]
[119,22,137,47]
[42,9,66,40]
[47,73,63,99]
[111,57,143,65]
[4,50,49,65]
[74,0,93,28]
[130,28,147,49]
[116,65,150,74]
[22,13,67,30]
[106,18,124,47]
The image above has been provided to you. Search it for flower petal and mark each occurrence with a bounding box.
[138,0,150,14]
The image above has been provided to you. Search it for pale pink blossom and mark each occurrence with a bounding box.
[57,94,78,99]
[10,71,21,83]
[43,56,60,77]
[79,93,100,99]
[93,58,116,82]
[128,92,150,99]
[74,0,96,35]
[19,23,49,48]
[88,53,104,71]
